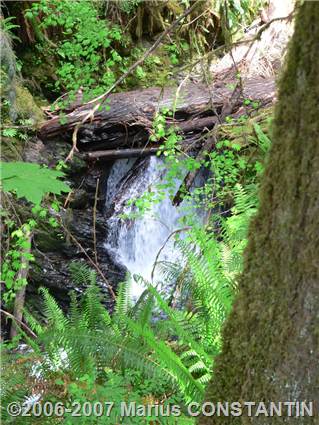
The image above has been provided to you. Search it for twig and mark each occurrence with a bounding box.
[1,125,31,129]
[181,8,209,27]
[63,190,73,208]
[170,263,190,309]
[65,0,202,162]
[61,223,116,300]
[1,309,37,339]
[2,192,22,227]
[93,177,100,266]
[198,45,223,125]
[172,73,191,118]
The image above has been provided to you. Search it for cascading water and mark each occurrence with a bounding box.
[104,156,189,300]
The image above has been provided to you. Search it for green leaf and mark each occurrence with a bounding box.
[253,123,271,153]
[0,162,70,205]
[2,128,18,138]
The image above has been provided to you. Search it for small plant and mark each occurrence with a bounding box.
[0,16,20,41]
[1,220,35,304]
[1,118,35,142]
[165,42,189,66]
[0,161,70,205]
[26,0,124,102]
[0,161,69,309]
[118,0,142,14]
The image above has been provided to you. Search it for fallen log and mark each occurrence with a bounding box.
[85,147,159,161]
[174,115,219,133]
[38,3,291,162]
[39,77,275,153]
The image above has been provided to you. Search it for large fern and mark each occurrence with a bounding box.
[6,266,204,408]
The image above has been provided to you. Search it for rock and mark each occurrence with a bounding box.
[22,138,126,312]
[15,84,44,126]
[68,189,89,209]
[22,139,45,163]
[34,229,66,252]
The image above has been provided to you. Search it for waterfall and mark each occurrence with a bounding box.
[104,156,188,300]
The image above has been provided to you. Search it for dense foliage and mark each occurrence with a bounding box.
[2,184,255,423]
[1,1,273,423]
[1,117,270,422]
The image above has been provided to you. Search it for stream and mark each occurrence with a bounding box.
[104,156,184,299]
[104,156,205,300]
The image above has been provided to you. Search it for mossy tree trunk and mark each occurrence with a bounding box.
[199,3,319,424]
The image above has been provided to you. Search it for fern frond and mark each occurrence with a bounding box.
[23,308,44,336]
[125,318,205,403]
[82,283,111,331]
[113,279,132,322]
[147,284,212,366]
[69,261,96,286]
[39,287,67,332]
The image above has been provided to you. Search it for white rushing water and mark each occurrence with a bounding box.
[104,157,188,300]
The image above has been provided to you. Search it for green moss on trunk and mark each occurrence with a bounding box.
[199,3,319,424]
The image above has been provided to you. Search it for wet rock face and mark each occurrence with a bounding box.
[23,139,126,311]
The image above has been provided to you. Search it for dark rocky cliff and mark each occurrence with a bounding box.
[23,139,126,312]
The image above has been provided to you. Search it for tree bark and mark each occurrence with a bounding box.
[39,78,275,151]
[199,3,319,424]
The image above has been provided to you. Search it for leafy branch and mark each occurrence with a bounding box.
[66,0,203,161]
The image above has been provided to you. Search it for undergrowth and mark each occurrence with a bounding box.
[1,180,260,423]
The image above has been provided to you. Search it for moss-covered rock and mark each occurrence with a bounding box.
[15,83,44,126]
[0,137,24,161]
[218,106,273,148]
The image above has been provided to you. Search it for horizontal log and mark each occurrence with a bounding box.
[176,116,219,132]
[39,78,275,151]
[76,116,219,152]
[85,147,160,160]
